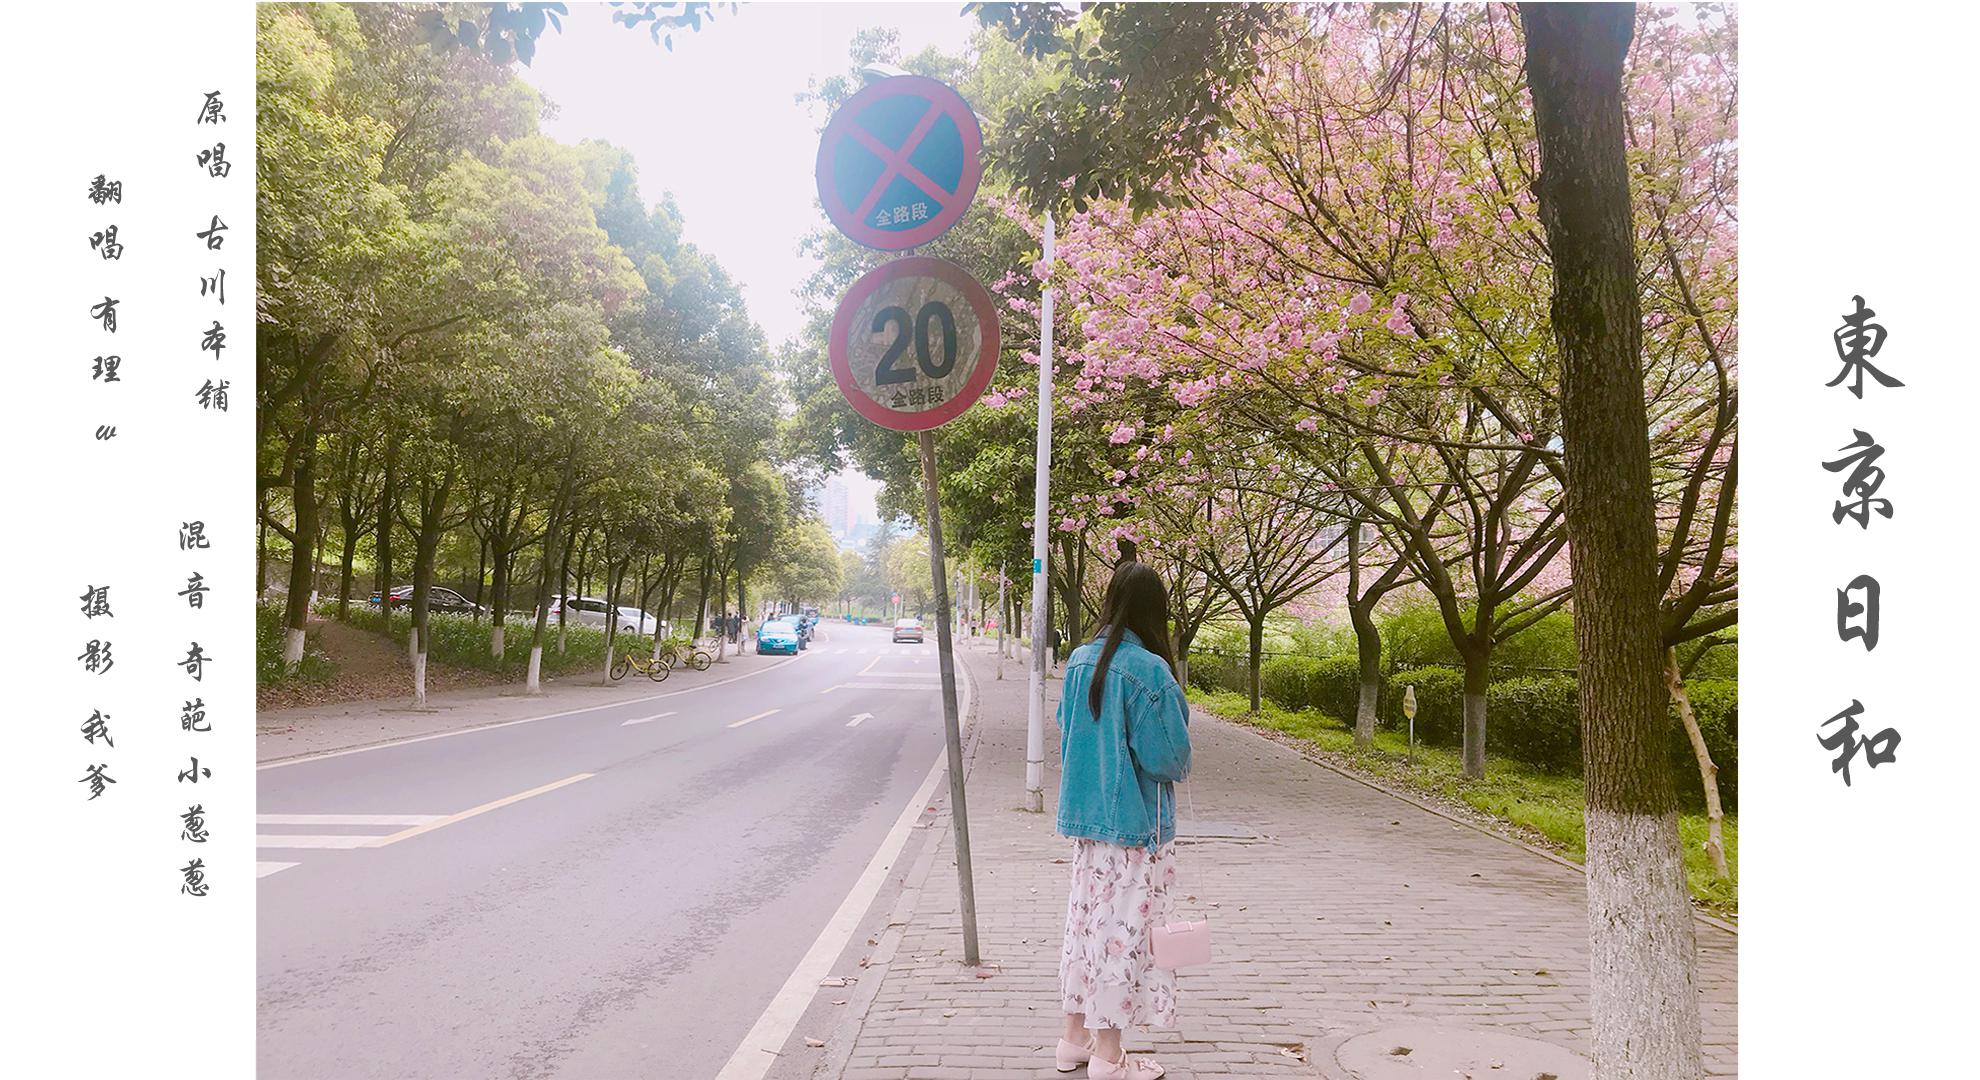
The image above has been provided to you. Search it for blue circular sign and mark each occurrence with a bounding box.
[816,75,984,251]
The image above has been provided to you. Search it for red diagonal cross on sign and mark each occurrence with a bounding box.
[816,74,983,252]
[849,103,956,221]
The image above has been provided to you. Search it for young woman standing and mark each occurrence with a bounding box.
[1052,561,1192,1079]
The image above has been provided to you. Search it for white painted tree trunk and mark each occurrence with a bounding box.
[1356,679,1380,747]
[526,645,543,693]
[282,627,306,670]
[491,624,506,661]
[411,650,427,707]
[1585,807,1703,1079]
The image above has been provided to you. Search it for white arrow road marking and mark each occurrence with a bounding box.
[727,708,781,729]
[620,711,678,726]
[846,712,874,728]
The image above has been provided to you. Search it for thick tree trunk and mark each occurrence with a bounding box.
[1460,649,1489,779]
[407,478,452,708]
[374,440,397,602]
[1349,601,1382,750]
[257,493,269,601]
[472,532,488,622]
[557,524,579,655]
[599,529,618,686]
[1523,7,1704,1078]
[336,510,359,621]
[310,513,327,612]
[693,556,711,640]
[281,437,319,670]
[1246,615,1265,714]
[489,535,512,661]
[526,462,575,694]
[1667,648,1729,879]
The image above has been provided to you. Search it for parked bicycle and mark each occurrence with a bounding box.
[657,637,714,672]
[610,649,670,682]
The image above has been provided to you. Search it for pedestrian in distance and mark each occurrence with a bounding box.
[1051,561,1191,1079]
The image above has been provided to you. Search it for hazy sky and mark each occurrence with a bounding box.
[519,4,981,524]
[519,2,979,348]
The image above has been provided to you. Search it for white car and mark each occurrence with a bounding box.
[546,595,661,635]
[892,618,925,644]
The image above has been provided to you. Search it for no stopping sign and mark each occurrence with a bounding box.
[816,75,983,251]
[829,257,1001,431]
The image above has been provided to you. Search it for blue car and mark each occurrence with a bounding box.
[757,619,803,655]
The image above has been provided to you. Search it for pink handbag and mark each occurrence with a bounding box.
[1149,782,1212,970]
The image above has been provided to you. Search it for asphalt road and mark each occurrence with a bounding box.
[257,622,953,1080]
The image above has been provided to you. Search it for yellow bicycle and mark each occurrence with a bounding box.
[658,638,714,672]
[610,649,670,682]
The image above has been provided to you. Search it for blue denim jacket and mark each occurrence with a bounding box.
[1056,629,1192,848]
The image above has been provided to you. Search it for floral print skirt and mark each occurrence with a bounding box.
[1059,837,1179,1029]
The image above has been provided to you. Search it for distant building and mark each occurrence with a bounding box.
[823,475,852,538]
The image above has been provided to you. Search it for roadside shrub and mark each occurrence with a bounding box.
[1672,677,1738,810]
[1379,604,1463,670]
[1186,651,1248,695]
[1683,640,1738,681]
[1378,602,1578,678]
[336,606,652,679]
[1259,655,1322,709]
[1382,667,1466,747]
[1486,675,1582,772]
[1491,611,1579,675]
[256,601,335,687]
[1306,654,1372,723]
[1283,620,1357,658]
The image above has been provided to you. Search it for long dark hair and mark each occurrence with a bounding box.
[1087,561,1176,717]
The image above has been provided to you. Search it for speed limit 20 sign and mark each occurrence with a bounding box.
[828,256,1001,432]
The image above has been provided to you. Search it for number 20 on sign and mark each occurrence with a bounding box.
[828,256,1001,432]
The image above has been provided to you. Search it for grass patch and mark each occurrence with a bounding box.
[1190,687,1738,920]
[256,602,338,688]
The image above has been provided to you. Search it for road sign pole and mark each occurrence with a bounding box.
[1024,211,1055,815]
[918,429,980,966]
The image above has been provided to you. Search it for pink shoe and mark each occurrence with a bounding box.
[1056,1035,1095,1072]
[1086,1049,1165,1079]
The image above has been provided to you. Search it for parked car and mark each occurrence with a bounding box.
[368,585,485,617]
[757,618,803,655]
[892,617,925,644]
[545,595,661,635]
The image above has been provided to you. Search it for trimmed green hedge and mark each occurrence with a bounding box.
[1486,675,1581,773]
[1191,648,1738,808]
[338,605,655,679]
[1383,666,1467,747]
[1676,678,1738,809]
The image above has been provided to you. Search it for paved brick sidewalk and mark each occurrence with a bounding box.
[820,641,1736,1079]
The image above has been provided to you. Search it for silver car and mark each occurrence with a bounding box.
[547,595,662,635]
